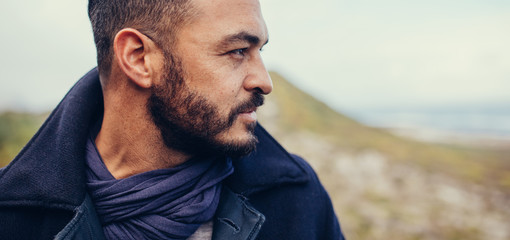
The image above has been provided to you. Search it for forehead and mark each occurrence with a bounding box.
[176,0,268,48]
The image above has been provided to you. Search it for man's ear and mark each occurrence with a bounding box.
[113,28,162,89]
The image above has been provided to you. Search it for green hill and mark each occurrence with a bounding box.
[259,72,510,189]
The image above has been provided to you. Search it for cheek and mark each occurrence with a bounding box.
[214,87,239,113]
[198,68,245,102]
[181,55,247,110]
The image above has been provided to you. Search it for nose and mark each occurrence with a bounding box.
[244,54,273,95]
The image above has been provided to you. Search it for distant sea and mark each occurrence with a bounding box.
[344,104,510,147]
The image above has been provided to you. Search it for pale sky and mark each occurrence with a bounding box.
[1,0,509,112]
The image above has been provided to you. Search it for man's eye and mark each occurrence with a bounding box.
[229,48,248,56]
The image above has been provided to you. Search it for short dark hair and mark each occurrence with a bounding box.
[88,0,195,78]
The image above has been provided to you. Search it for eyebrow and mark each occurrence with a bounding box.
[219,31,269,48]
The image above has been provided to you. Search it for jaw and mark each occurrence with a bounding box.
[215,118,257,147]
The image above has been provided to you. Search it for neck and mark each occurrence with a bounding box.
[96,84,191,179]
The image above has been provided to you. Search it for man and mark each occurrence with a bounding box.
[0,0,344,239]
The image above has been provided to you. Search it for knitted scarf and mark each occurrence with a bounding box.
[85,137,233,239]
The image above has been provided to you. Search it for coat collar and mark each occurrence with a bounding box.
[225,125,310,196]
[0,68,102,210]
[0,68,309,210]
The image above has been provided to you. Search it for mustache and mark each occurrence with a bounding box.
[234,92,265,114]
[227,93,265,124]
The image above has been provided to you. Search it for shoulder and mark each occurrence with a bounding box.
[249,153,343,239]
[225,124,311,195]
[251,152,331,208]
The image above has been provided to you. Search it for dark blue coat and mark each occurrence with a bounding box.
[0,69,345,240]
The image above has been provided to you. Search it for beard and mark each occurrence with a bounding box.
[147,53,264,158]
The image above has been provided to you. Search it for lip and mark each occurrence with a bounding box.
[238,109,257,121]
[240,107,257,114]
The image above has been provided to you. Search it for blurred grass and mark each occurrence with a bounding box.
[0,111,47,167]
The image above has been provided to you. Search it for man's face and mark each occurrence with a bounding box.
[149,0,272,158]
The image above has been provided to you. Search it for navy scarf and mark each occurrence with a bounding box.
[85,137,233,239]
